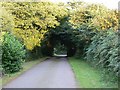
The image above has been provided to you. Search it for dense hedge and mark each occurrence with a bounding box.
[2,33,26,74]
[85,30,120,77]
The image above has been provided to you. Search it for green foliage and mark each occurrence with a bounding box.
[26,46,44,60]
[86,30,120,77]
[2,33,26,74]
[54,42,67,55]
[68,2,119,59]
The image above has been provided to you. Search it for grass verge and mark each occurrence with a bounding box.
[1,57,49,87]
[68,57,118,88]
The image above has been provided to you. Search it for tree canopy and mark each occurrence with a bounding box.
[1,2,68,50]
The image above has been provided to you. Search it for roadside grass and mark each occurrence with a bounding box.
[68,57,118,88]
[1,57,49,86]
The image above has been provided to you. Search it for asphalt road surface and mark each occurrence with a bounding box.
[3,57,77,88]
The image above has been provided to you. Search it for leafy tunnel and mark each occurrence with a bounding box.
[41,29,77,57]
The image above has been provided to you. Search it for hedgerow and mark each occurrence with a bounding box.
[85,29,120,77]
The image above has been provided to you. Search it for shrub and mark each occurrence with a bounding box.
[86,30,120,77]
[2,33,26,74]
[85,30,120,78]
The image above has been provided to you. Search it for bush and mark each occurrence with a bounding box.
[85,30,120,78]
[2,33,26,74]
[26,46,44,61]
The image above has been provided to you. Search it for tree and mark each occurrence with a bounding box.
[69,3,118,31]
[2,2,68,50]
[2,33,26,74]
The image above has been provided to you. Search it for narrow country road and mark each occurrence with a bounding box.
[3,57,77,88]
